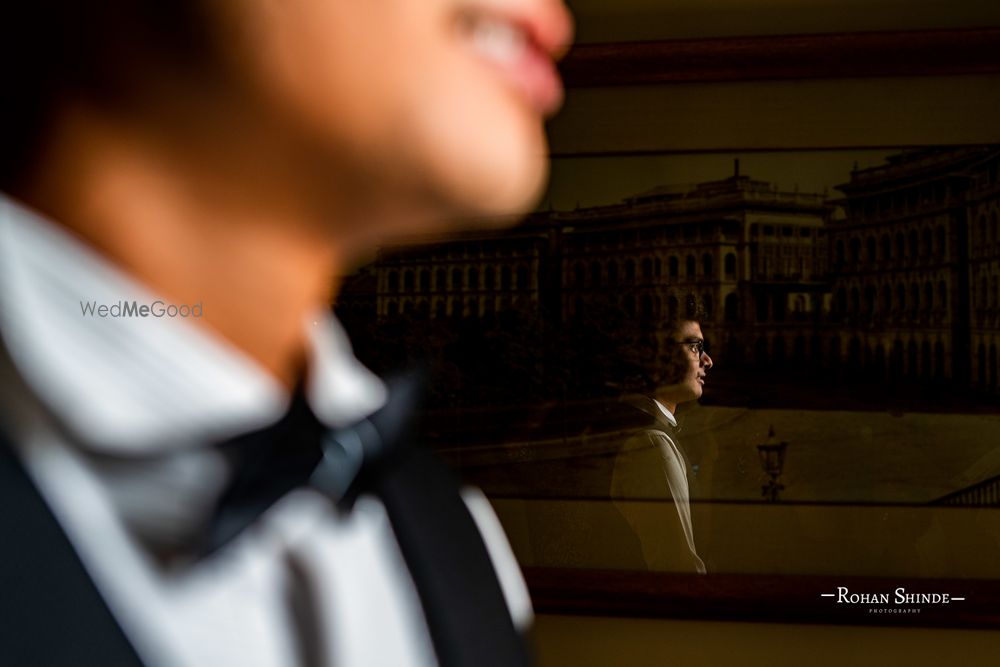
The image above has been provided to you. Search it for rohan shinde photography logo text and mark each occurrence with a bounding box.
[80,300,204,319]
[821,586,966,615]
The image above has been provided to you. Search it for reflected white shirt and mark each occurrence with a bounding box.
[618,395,706,574]
[0,195,531,666]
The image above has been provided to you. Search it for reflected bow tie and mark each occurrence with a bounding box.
[201,375,418,556]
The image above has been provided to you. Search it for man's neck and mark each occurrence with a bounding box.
[656,398,678,416]
[15,107,346,389]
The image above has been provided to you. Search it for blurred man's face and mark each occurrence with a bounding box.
[215,0,573,230]
[658,321,713,407]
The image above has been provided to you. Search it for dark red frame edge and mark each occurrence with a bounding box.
[525,568,1000,628]
[559,28,1000,86]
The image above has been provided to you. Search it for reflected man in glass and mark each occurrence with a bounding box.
[611,299,713,573]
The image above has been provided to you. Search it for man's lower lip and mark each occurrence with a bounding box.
[513,49,563,115]
[480,47,564,116]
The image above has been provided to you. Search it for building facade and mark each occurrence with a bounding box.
[829,147,1000,388]
[338,148,1000,393]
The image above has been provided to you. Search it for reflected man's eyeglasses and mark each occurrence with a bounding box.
[669,339,707,356]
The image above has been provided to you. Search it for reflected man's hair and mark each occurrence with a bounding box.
[643,293,707,392]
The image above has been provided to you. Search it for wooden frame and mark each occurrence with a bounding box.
[559,28,1000,87]
[515,27,1000,628]
[525,568,1000,629]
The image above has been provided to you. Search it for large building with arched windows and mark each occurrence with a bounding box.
[337,148,1000,394]
[828,147,1000,389]
[967,151,1000,391]
[355,215,556,323]
[551,169,831,369]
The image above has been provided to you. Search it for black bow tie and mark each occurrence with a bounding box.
[201,375,419,557]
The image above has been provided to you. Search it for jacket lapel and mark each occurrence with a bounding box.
[0,434,144,666]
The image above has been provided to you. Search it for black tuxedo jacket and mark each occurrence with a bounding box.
[0,430,530,666]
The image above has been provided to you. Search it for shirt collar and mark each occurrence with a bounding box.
[650,398,679,429]
[0,194,386,454]
[623,394,678,430]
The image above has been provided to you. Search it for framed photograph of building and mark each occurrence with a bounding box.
[336,26,1000,628]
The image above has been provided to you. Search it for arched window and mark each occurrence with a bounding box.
[936,226,946,256]
[829,335,842,367]
[625,259,636,282]
[756,295,769,323]
[991,343,998,389]
[895,232,905,258]
[702,253,713,278]
[573,262,584,287]
[435,268,447,291]
[773,293,787,322]
[517,265,530,290]
[935,341,946,378]
[467,267,478,291]
[386,300,399,317]
[484,266,496,290]
[703,294,714,320]
[922,228,932,257]
[849,238,861,264]
[881,285,892,313]
[755,337,769,367]
[590,261,601,286]
[881,234,892,260]
[896,284,906,310]
[835,240,845,266]
[668,295,679,320]
[773,337,786,367]
[404,270,415,291]
[849,287,860,314]
[641,257,653,282]
[908,230,919,258]
[724,253,736,278]
[451,267,462,290]
[419,269,430,291]
[725,293,739,322]
[501,265,512,290]
[924,282,934,311]
[866,236,877,263]
[910,283,920,315]
[668,256,679,278]
[640,294,652,321]
[938,281,948,310]
[686,255,696,278]
[794,336,807,363]
[607,261,619,286]
[387,270,400,292]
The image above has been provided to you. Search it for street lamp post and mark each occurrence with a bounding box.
[757,425,788,502]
